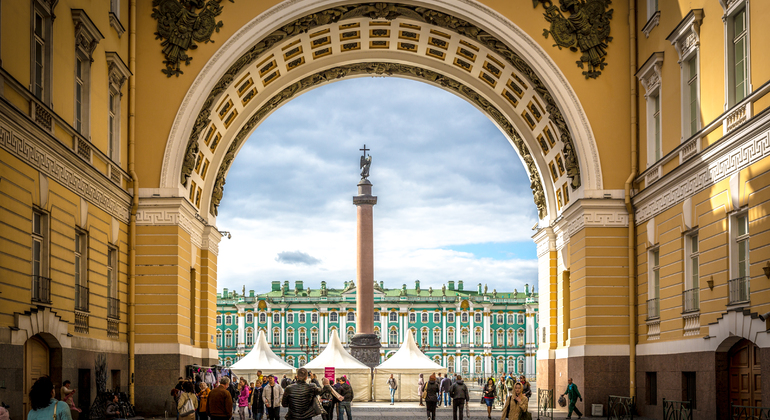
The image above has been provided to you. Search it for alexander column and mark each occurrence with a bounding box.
[349,145,381,367]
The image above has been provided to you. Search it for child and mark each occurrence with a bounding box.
[61,380,82,413]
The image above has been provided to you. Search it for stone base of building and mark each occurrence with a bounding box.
[349,333,381,368]
[135,352,218,417]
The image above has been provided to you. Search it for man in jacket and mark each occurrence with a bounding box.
[449,375,469,420]
[561,378,582,419]
[262,375,284,420]
[337,378,354,420]
[207,377,234,420]
[440,374,452,407]
[281,375,291,389]
[282,368,325,420]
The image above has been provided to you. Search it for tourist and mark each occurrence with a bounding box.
[250,379,264,420]
[263,374,284,420]
[418,374,425,407]
[435,374,442,407]
[423,374,440,420]
[519,376,531,400]
[106,393,127,420]
[257,371,264,383]
[177,382,198,420]
[197,382,210,420]
[27,376,71,420]
[319,378,343,420]
[281,368,331,420]
[248,382,255,418]
[483,378,496,420]
[561,378,582,420]
[281,375,291,389]
[60,380,81,413]
[498,376,507,404]
[386,374,398,405]
[207,377,233,420]
[237,379,250,420]
[337,376,353,420]
[500,383,528,420]
[449,375,468,420]
[440,374,452,407]
[310,373,320,388]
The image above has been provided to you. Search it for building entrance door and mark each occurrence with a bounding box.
[729,339,761,408]
[23,336,50,420]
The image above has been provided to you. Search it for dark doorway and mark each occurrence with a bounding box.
[78,369,91,420]
[728,339,761,407]
[111,370,121,392]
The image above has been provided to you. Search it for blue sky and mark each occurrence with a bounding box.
[216,77,539,294]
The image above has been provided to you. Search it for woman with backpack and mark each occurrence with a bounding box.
[423,374,440,420]
[387,375,398,405]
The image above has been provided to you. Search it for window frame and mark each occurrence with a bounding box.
[409,313,416,323]
[245,312,253,324]
[273,312,280,324]
[31,1,54,104]
[730,210,750,280]
[447,327,455,344]
[724,2,751,108]
[636,53,664,168]
[225,314,232,325]
[461,312,469,323]
[287,328,295,346]
[474,312,482,323]
[474,328,482,345]
[667,10,704,142]
[287,313,294,324]
[389,328,398,345]
[433,312,440,323]
[347,312,355,322]
[684,232,700,312]
[433,328,441,346]
[421,312,428,323]
[648,246,661,319]
[71,10,104,139]
[216,315,222,325]
[311,312,318,323]
[389,311,397,322]
[330,311,338,323]
[273,327,280,344]
[299,313,306,324]
[447,312,455,323]
[245,328,254,346]
[106,52,130,163]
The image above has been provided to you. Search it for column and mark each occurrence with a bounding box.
[237,311,245,346]
[340,307,346,343]
[442,307,447,345]
[380,307,388,345]
[281,309,286,348]
[469,305,474,346]
[267,309,272,345]
[455,306,461,346]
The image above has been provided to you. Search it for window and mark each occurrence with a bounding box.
[225,330,232,348]
[299,313,306,324]
[273,313,280,323]
[637,53,664,167]
[433,328,441,346]
[330,312,338,323]
[497,314,503,324]
[518,314,524,324]
[374,327,380,340]
[71,10,103,137]
[421,312,428,323]
[684,233,700,312]
[110,0,120,18]
[409,313,416,323]
[447,312,455,323]
[216,330,222,347]
[507,329,515,347]
[106,53,129,162]
[32,3,54,103]
[389,329,398,345]
[648,248,660,319]
[225,315,232,325]
[730,212,750,304]
[461,358,469,374]
[447,328,455,344]
[109,92,118,158]
[475,358,483,374]
[389,311,397,322]
[734,212,749,279]
[517,329,525,347]
[373,312,380,322]
[216,315,222,325]
[433,313,440,323]
[273,328,280,344]
[497,330,504,347]
[246,328,254,346]
[447,356,454,373]
[461,329,469,344]
[475,328,482,345]
[647,0,658,19]
[507,358,515,373]
[461,312,468,323]
[474,313,482,323]
[518,358,524,374]
[311,329,318,345]
[683,372,697,409]
[299,328,307,346]
[258,312,266,324]
[497,358,504,374]
[74,230,88,311]
[299,355,306,366]
[245,312,253,323]
[507,314,514,325]
[31,210,50,302]
[686,56,699,136]
[311,312,318,323]
[421,329,428,346]
[287,329,294,346]
[347,327,354,342]
[287,313,294,323]
[646,372,658,405]
[286,356,295,367]
[730,7,749,105]
[107,246,119,319]
[75,56,85,133]
[542,327,546,343]
[652,94,661,161]
[347,312,355,322]
[225,357,232,367]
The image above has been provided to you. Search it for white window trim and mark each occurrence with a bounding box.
[31,1,55,105]
[648,246,660,320]
[729,209,749,280]
[667,10,704,142]
[684,231,700,310]
[71,10,103,139]
[636,52,664,167]
[105,52,129,163]
[109,0,125,37]
[642,1,660,38]
[721,0,752,109]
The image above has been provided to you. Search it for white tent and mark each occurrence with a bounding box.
[302,331,371,401]
[373,332,447,402]
[230,330,294,378]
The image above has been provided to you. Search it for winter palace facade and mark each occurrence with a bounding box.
[216,280,539,381]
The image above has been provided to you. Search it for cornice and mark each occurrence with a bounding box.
[560,198,628,237]
[636,52,664,97]
[135,196,207,248]
[667,9,704,63]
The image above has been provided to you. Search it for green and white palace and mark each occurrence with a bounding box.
[216,280,539,382]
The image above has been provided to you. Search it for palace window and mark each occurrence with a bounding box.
[287,329,295,346]
[448,328,455,344]
[389,328,398,345]
[107,246,119,319]
[475,328,482,345]
[31,210,49,303]
[434,355,442,365]
[374,327,380,340]
[347,327,355,342]
[225,315,232,325]
[330,312,338,323]
[648,247,661,319]
[299,328,307,346]
[517,329,525,347]
[637,53,664,167]
[216,315,222,325]
[667,10,703,140]
[299,355,306,366]
[246,328,254,346]
[518,358,525,374]
[507,314,514,325]
[685,56,699,136]
[311,312,318,323]
[729,211,750,304]
[299,313,306,324]
[497,330,504,347]
[347,312,355,322]
[421,329,428,346]
[75,56,85,133]
[447,312,455,323]
[225,330,232,348]
[409,313,416,323]
[433,313,440,323]
[216,330,222,347]
[225,357,232,367]
[258,312,266,324]
[273,328,280,344]
[389,311,397,322]
[507,329,515,347]
[71,10,103,137]
[475,357,483,374]
[447,356,454,374]
[726,4,750,106]
[421,312,428,323]
[461,312,468,323]
[461,358,469,374]
[273,313,280,323]
[287,356,295,367]
[287,313,294,323]
[684,233,700,312]
[507,358,515,373]
[74,230,88,311]
[246,312,253,323]
[433,328,441,346]
[373,312,380,322]
[497,314,504,324]
[32,1,54,103]
[497,357,504,374]
[474,312,482,323]
[518,314,524,325]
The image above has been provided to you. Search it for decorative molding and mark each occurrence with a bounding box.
[724,102,751,134]
[646,320,660,341]
[667,10,704,63]
[679,136,700,163]
[634,110,770,225]
[683,312,700,337]
[0,111,131,223]
[636,52,664,97]
[644,164,661,186]
[105,52,131,94]
[560,198,629,237]
[642,11,660,38]
[9,306,71,347]
[108,12,125,38]
[532,0,614,78]
[719,0,744,16]
[708,308,770,350]
[135,196,207,249]
[71,9,104,61]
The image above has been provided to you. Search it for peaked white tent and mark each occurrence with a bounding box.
[230,330,294,378]
[302,331,371,401]
[373,332,447,401]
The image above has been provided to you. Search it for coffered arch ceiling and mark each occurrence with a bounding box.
[159,0,603,225]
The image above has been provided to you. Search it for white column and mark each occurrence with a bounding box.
[340,308,346,343]
[483,310,490,345]
[267,310,272,345]
[281,309,286,348]
[442,308,447,345]
[485,354,492,378]
[455,307,461,346]
[238,312,245,345]
[380,307,387,345]
[469,306,474,347]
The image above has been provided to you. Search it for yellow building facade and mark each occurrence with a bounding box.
[0,1,767,419]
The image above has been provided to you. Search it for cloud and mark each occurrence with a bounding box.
[275,251,321,266]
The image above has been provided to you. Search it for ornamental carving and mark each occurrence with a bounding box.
[532,0,613,79]
[151,0,234,77]
[209,62,548,220]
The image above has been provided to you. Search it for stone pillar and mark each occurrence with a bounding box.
[349,179,381,366]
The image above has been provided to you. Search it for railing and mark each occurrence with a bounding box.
[663,399,692,420]
[107,297,120,319]
[731,404,770,420]
[728,277,750,305]
[682,288,699,313]
[32,275,52,304]
[607,395,634,420]
[75,284,89,311]
[537,388,554,419]
[646,298,660,320]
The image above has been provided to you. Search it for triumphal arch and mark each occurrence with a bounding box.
[1,1,769,419]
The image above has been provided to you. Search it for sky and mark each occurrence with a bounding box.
[216,77,539,295]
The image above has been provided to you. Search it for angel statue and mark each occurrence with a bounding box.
[360,144,372,179]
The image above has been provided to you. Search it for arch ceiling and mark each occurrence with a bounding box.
[160,0,602,225]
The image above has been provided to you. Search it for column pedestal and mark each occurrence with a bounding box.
[349,333,381,367]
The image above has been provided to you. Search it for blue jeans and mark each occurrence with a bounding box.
[390,388,396,403]
[338,401,352,420]
[444,391,452,406]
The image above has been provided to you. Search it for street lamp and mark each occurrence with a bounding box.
[300,341,319,359]
[219,230,232,239]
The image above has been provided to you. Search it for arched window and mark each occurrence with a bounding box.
[311,312,318,323]
[225,330,233,348]
[347,312,355,322]
[474,312,482,323]
[447,356,455,373]
[273,328,280,345]
[518,358,525,374]
[216,315,222,325]
[225,357,232,367]
[497,329,504,347]
[287,313,294,323]
[507,329,515,347]
[259,312,266,324]
[497,357,505,374]
[518,314,524,324]
[374,327,380,340]
[433,313,440,323]
[311,328,318,346]
[421,328,428,346]
[461,358,469,374]
[287,356,295,367]
[447,328,455,344]
[461,312,469,323]
[389,328,398,345]
[474,328,482,345]
[433,328,441,346]
[216,330,222,347]
[517,329,525,347]
[461,329,469,344]
[409,313,416,323]
[421,312,428,323]
[447,312,455,323]
[330,312,338,323]
[225,315,232,325]
[246,312,253,323]
[475,357,483,373]
[497,314,504,324]
[299,328,307,346]
[433,355,442,365]
[347,327,355,342]
[373,312,380,322]
[287,328,295,346]
[507,314,514,324]
[246,328,254,346]
[273,313,280,323]
[299,313,306,324]
[299,355,307,366]
[389,311,398,322]
[507,358,515,373]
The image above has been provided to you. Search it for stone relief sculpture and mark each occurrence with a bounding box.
[533,0,614,79]
[151,0,234,77]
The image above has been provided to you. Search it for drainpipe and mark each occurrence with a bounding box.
[128,0,138,406]
[625,0,639,400]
